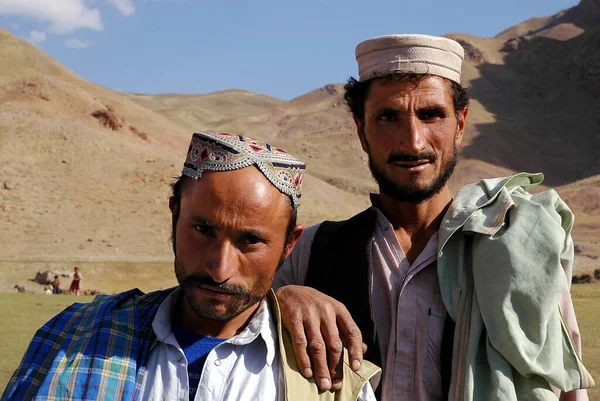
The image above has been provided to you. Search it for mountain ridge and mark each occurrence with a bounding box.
[0,2,598,272]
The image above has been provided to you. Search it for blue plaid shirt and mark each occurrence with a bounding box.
[2,288,174,401]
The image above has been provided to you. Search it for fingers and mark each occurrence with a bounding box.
[320,316,344,390]
[275,285,364,391]
[337,307,365,372]
[287,310,314,379]
[305,316,332,390]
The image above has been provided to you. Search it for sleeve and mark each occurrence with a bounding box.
[272,223,321,289]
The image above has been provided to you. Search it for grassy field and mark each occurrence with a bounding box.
[1,283,599,398]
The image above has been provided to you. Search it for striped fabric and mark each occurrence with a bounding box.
[1,288,173,401]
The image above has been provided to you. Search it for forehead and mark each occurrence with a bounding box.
[180,167,291,221]
[365,75,453,109]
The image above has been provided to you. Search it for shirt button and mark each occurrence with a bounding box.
[402,328,411,339]
[214,359,221,366]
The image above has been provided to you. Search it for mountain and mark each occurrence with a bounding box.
[0,29,368,264]
[0,0,599,272]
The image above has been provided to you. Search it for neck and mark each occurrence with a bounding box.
[377,186,452,237]
[174,293,263,338]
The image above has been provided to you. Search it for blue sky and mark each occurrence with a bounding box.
[1,0,578,100]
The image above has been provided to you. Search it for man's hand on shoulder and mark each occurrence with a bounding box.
[275,285,366,392]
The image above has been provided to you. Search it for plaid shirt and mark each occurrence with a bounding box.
[2,288,174,401]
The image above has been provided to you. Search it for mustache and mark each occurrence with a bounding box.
[181,274,249,298]
[387,152,437,164]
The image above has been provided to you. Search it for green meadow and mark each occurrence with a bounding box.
[1,283,599,399]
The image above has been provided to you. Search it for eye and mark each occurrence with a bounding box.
[377,110,398,122]
[240,233,265,246]
[193,223,214,237]
[417,107,445,121]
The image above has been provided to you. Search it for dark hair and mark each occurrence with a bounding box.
[169,175,297,251]
[344,73,470,120]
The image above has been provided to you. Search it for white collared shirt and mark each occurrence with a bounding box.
[140,289,280,401]
[140,289,377,401]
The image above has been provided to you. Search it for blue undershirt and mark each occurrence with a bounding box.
[173,325,227,401]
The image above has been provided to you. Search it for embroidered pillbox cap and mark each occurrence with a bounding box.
[182,132,306,208]
[355,34,465,84]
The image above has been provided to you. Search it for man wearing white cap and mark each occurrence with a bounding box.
[2,132,380,401]
[274,35,592,401]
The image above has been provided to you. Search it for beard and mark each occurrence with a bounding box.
[174,252,287,322]
[367,136,458,204]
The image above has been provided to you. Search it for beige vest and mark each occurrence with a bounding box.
[267,290,381,401]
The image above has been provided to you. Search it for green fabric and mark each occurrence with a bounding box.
[267,291,381,401]
[438,172,595,401]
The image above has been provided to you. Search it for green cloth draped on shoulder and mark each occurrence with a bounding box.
[438,172,594,400]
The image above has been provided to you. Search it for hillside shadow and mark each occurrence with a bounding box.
[462,30,600,186]
[530,0,600,35]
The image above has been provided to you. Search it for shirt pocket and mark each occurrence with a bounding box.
[424,290,447,401]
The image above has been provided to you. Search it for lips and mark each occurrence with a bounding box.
[196,285,236,296]
[391,160,430,167]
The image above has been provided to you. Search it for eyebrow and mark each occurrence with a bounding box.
[192,218,270,240]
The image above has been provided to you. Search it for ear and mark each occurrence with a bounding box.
[454,107,469,148]
[169,196,177,214]
[353,116,369,153]
[283,224,304,259]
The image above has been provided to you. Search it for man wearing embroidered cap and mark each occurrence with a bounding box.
[2,132,380,401]
[274,35,591,401]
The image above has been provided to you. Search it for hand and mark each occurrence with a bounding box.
[275,285,366,391]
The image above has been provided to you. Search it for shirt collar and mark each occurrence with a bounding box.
[227,298,277,367]
[150,287,277,367]
[369,193,439,267]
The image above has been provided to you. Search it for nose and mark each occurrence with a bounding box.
[204,240,237,283]
[397,115,425,155]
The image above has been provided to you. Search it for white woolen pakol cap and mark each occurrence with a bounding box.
[355,34,465,84]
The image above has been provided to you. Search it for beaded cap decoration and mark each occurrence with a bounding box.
[182,132,306,208]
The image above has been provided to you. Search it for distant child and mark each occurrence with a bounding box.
[52,275,61,294]
[69,267,81,296]
[43,281,53,295]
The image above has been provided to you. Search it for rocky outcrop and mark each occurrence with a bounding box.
[34,271,70,285]
[501,36,528,53]
[572,273,593,284]
[455,40,485,64]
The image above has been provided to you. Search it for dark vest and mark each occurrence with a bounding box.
[304,208,454,400]
[305,208,381,367]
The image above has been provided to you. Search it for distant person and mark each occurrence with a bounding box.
[273,34,593,400]
[43,281,53,295]
[69,266,81,296]
[2,132,380,401]
[52,275,61,294]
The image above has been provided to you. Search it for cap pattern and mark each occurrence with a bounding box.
[182,132,305,208]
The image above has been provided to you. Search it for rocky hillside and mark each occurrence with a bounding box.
[0,0,599,270]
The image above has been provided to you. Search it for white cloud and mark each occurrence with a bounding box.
[0,0,103,35]
[29,30,47,43]
[65,38,93,49]
[106,0,135,16]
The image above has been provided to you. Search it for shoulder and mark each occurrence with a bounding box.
[39,288,174,338]
[296,223,321,247]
